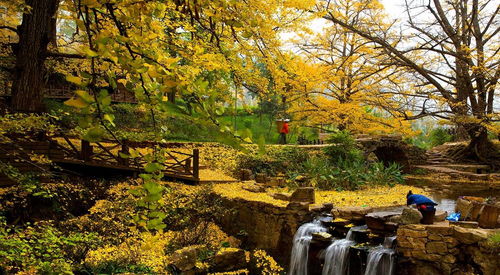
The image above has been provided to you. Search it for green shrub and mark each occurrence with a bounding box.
[323,130,363,163]
[429,127,453,147]
[236,146,308,176]
[0,219,100,274]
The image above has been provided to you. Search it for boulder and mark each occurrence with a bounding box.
[400,207,423,225]
[434,210,448,222]
[240,169,254,181]
[456,198,473,220]
[322,203,334,212]
[286,201,310,211]
[266,177,285,187]
[426,241,448,254]
[450,221,479,229]
[271,192,291,201]
[453,226,489,244]
[290,187,315,204]
[255,173,267,183]
[242,183,266,193]
[336,206,373,221]
[212,248,247,272]
[170,245,204,272]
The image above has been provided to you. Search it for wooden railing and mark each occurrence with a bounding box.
[48,136,199,181]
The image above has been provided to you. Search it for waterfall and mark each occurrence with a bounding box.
[364,236,396,275]
[321,226,360,275]
[289,220,327,275]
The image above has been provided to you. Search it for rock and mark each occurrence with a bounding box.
[242,184,266,193]
[427,223,453,235]
[443,236,459,248]
[428,234,442,241]
[426,241,448,254]
[312,232,333,242]
[170,245,204,272]
[286,201,310,211]
[266,177,285,187]
[337,206,373,221]
[388,214,402,223]
[310,204,325,213]
[255,173,267,183]
[456,198,473,220]
[398,227,428,238]
[290,187,315,204]
[384,222,398,232]
[240,169,253,181]
[434,210,447,222]
[213,248,247,272]
[271,192,291,201]
[322,203,334,212]
[401,207,423,225]
[453,226,489,244]
[450,221,479,228]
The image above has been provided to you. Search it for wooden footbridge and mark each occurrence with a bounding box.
[0,135,200,183]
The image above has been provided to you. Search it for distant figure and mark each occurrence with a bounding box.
[278,119,289,144]
[407,190,438,211]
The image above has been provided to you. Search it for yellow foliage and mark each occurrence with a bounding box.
[84,231,174,273]
[213,182,429,208]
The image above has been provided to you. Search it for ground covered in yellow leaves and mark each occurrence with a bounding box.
[212,182,429,208]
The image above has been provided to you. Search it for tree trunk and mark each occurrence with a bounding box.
[11,0,59,113]
[463,124,499,166]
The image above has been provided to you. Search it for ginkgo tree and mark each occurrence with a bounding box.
[322,0,500,162]
[286,0,414,136]
[1,0,316,132]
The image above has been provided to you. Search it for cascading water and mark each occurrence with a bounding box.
[364,236,396,275]
[321,226,361,275]
[289,220,327,275]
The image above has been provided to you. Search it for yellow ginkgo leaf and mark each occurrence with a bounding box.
[64,97,88,108]
[66,75,83,86]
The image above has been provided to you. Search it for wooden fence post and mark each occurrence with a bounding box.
[81,140,92,161]
[118,144,129,165]
[193,149,199,179]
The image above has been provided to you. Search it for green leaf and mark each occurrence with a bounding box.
[128,188,142,196]
[78,116,92,129]
[104,114,115,127]
[83,127,105,142]
[119,152,130,159]
[144,162,164,173]
[143,181,163,195]
[139,173,153,180]
[145,192,162,202]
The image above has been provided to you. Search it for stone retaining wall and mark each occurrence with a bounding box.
[397,222,499,275]
[217,196,314,265]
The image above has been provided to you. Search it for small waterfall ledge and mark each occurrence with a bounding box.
[289,220,327,275]
[289,219,397,275]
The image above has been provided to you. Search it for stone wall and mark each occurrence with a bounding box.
[397,222,499,275]
[217,196,314,265]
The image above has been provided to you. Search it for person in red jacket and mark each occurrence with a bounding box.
[278,119,290,144]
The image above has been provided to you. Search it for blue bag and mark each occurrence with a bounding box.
[446,212,461,222]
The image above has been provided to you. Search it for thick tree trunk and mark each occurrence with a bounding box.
[463,124,499,166]
[11,0,59,113]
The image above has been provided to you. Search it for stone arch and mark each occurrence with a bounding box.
[372,145,410,172]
